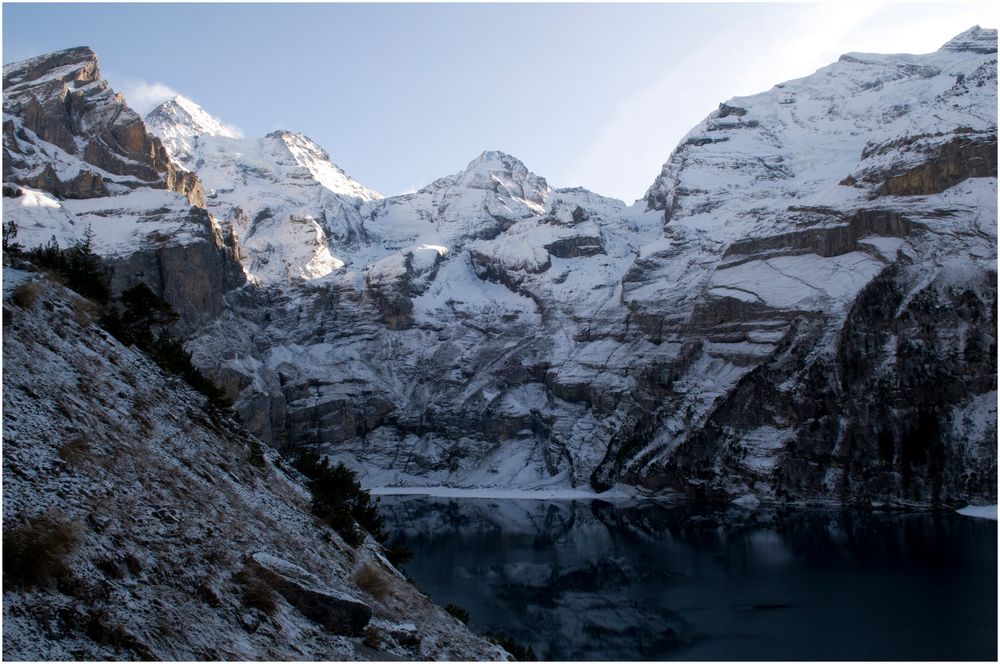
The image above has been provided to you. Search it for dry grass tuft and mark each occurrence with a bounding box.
[234,566,278,615]
[353,562,391,601]
[198,583,223,608]
[58,435,91,466]
[70,296,100,327]
[123,553,143,576]
[363,625,384,649]
[3,513,80,589]
[11,281,41,309]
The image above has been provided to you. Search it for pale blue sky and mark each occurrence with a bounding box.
[3,2,998,201]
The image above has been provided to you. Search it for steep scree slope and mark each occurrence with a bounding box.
[1,268,504,661]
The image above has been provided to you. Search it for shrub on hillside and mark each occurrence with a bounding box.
[352,563,391,600]
[234,566,278,615]
[102,284,231,409]
[11,281,41,308]
[445,603,470,624]
[486,630,537,661]
[3,514,80,590]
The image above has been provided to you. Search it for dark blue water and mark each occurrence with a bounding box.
[380,497,997,661]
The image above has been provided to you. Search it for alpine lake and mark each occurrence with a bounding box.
[379,496,997,661]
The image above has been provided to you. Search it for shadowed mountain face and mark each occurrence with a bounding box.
[5,28,997,508]
[1,272,505,661]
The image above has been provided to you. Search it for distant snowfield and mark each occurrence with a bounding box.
[956,505,998,520]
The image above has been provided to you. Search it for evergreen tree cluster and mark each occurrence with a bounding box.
[19,229,109,304]
[294,452,387,547]
[101,284,232,410]
[293,452,414,565]
[6,225,230,410]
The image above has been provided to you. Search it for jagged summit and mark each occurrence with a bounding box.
[423,149,550,205]
[942,25,997,54]
[146,95,241,140]
[2,45,206,207]
[2,46,99,90]
[145,97,380,203]
[267,129,383,202]
[463,150,527,173]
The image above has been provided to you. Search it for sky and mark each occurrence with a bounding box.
[3,2,999,202]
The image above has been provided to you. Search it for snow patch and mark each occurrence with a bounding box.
[956,505,998,520]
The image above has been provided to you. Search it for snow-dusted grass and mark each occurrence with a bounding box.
[1,268,504,661]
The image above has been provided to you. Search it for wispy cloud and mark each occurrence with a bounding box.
[116,79,179,115]
[224,123,246,139]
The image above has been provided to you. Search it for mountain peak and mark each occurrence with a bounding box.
[435,149,549,204]
[463,150,528,175]
[146,95,241,140]
[2,46,100,90]
[268,129,383,202]
[941,25,997,54]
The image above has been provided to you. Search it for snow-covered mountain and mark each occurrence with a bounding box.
[144,94,242,159]
[2,47,246,330]
[184,28,996,507]
[4,29,997,511]
[145,97,380,283]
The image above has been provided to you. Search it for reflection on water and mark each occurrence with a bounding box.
[381,497,997,661]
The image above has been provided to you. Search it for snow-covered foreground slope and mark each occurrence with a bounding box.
[1,267,504,661]
[184,28,996,508]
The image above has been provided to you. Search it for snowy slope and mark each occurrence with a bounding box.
[1,267,505,661]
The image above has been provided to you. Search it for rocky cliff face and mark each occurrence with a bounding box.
[3,47,204,206]
[612,26,998,506]
[1,269,504,660]
[178,28,996,509]
[2,48,245,331]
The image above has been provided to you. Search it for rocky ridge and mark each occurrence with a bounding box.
[2,47,246,331]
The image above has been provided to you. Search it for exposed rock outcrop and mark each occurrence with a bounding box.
[2,47,246,331]
[247,553,372,636]
[872,133,997,196]
[3,47,204,207]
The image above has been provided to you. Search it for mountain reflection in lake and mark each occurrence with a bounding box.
[380,497,997,661]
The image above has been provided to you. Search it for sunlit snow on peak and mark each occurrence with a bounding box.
[152,95,242,139]
[274,131,382,202]
[417,244,449,256]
